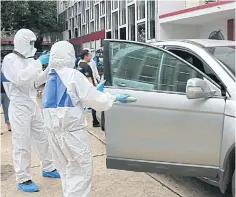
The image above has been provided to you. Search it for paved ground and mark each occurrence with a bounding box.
[1,106,226,197]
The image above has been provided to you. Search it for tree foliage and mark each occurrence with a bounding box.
[1,1,61,50]
[1,1,60,34]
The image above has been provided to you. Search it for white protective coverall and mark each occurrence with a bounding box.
[42,41,115,197]
[1,29,55,183]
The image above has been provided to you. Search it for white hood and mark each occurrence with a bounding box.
[14,29,37,58]
[49,41,75,69]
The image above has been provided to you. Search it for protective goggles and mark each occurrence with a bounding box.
[30,40,36,45]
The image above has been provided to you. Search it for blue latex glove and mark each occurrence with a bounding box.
[96,80,106,92]
[39,52,50,65]
[115,94,130,103]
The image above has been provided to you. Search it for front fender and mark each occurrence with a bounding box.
[219,115,235,193]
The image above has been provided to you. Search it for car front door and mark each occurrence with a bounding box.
[103,40,225,178]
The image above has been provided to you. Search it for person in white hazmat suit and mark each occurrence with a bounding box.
[42,41,130,197]
[1,29,60,193]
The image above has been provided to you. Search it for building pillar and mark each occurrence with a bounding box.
[227,19,235,41]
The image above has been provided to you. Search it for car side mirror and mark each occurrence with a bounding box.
[186,78,216,99]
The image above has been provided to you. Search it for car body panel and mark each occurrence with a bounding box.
[105,87,225,168]
[220,113,235,169]
[98,39,235,190]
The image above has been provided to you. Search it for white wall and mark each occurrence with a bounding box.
[160,24,200,40]
[199,20,227,40]
[159,19,228,40]
[185,0,202,8]
[95,40,101,51]
[62,30,69,41]
[83,42,90,49]
[158,0,186,15]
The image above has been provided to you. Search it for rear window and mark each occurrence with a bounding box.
[206,46,235,76]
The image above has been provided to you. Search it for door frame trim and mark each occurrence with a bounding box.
[107,157,221,178]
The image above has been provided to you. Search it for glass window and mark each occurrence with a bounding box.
[66,21,68,30]
[147,0,155,40]
[82,25,85,36]
[206,46,235,76]
[72,18,75,30]
[86,0,90,8]
[128,5,135,41]
[82,1,85,23]
[90,21,94,33]
[100,1,105,15]
[74,4,77,15]
[95,5,99,31]
[90,1,94,19]
[112,12,118,39]
[106,1,112,29]
[75,28,78,37]
[108,42,202,92]
[137,23,145,42]
[137,1,145,20]
[78,25,81,37]
[100,17,105,30]
[72,6,74,17]
[78,2,81,13]
[86,10,89,24]
[119,1,126,25]
[112,0,118,9]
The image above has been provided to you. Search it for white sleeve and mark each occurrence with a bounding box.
[2,56,42,87]
[67,70,115,111]
[34,66,50,88]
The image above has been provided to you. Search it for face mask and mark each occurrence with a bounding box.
[25,45,37,58]
[32,48,37,56]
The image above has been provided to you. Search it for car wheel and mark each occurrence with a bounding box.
[232,171,235,197]
[101,112,105,131]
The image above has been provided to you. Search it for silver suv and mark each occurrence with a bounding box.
[99,39,235,196]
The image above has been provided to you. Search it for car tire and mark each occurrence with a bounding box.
[232,171,235,197]
[101,112,105,131]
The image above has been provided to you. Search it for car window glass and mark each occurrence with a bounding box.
[168,49,220,85]
[108,42,203,93]
[109,42,162,90]
[159,53,203,93]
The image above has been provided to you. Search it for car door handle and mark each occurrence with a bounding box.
[124,96,137,103]
[117,82,126,87]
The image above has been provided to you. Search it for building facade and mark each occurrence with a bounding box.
[57,0,157,56]
[159,0,235,41]
[57,0,235,55]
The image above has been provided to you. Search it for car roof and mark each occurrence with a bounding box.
[151,39,236,48]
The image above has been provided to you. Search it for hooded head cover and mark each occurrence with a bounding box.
[49,41,76,69]
[14,29,37,58]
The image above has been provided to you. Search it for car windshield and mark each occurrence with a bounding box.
[206,46,235,76]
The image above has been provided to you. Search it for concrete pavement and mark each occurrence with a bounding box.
[1,110,226,197]
[1,113,178,197]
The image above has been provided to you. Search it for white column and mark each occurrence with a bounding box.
[145,0,147,42]
[156,0,160,41]
[126,0,128,39]
[135,0,137,41]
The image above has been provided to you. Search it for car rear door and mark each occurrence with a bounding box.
[103,40,225,178]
